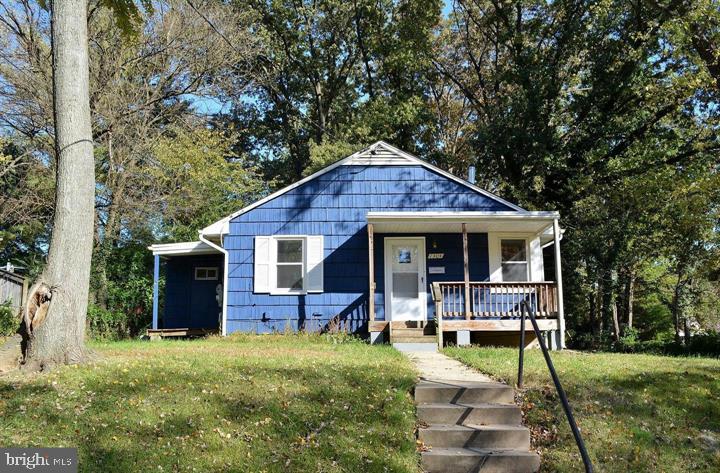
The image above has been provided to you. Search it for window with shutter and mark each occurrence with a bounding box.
[253,235,324,294]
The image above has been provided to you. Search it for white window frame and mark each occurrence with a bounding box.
[271,236,306,295]
[195,266,219,281]
[499,238,530,282]
[489,233,544,283]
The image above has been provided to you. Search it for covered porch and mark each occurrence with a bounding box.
[365,211,565,349]
[148,241,224,337]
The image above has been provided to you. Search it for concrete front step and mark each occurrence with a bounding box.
[415,380,514,404]
[421,447,540,473]
[393,342,437,352]
[417,402,523,426]
[419,424,530,449]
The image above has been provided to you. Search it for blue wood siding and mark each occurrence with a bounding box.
[163,255,223,329]
[224,165,513,334]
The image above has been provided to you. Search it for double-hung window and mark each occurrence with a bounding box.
[500,239,529,282]
[275,239,304,291]
[254,235,324,294]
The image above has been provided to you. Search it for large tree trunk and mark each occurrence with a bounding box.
[21,0,94,370]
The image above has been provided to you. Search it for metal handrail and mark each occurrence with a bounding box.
[518,300,594,473]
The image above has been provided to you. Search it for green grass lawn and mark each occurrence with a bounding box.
[444,347,720,472]
[0,335,420,472]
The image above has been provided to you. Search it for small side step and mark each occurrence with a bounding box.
[415,380,514,404]
[421,448,541,473]
[419,424,530,449]
[417,403,523,425]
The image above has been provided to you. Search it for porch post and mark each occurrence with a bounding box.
[462,223,470,319]
[368,223,375,321]
[553,218,565,349]
[152,254,160,330]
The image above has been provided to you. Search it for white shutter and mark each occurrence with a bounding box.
[488,234,502,282]
[254,236,272,293]
[305,235,324,293]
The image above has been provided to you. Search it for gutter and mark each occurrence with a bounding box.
[198,231,229,336]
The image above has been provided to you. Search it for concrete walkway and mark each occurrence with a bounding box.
[405,350,494,382]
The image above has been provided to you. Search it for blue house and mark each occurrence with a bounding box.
[149,142,565,348]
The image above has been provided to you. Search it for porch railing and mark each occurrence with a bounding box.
[434,281,558,319]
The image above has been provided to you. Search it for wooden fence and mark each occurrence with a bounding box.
[0,270,27,316]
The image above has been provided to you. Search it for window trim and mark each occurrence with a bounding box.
[270,236,307,295]
[499,238,530,282]
[195,266,219,281]
[489,233,538,284]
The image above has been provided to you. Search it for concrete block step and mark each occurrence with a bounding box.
[417,403,522,426]
[392,343,437,352]
[419,424,530,449]
[390,336,437,343]
[415,380,514,404]
[421,447,540,473]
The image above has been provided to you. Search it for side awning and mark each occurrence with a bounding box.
[148,241,221,256]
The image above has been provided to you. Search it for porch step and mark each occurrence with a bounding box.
[421,448,540,473]
[415,380,514,404]
[391,321,432,329]
[391,335,437,343]
[392,326,436,336]
[417,402,522,425]
[418,424,530,449]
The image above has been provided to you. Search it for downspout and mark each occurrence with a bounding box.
[199,230,229,336]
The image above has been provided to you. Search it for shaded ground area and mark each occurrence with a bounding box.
[0,335,420,472]
[445,347,720,472]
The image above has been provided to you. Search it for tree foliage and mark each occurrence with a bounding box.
[435,0,720,344]
[0,0,717,346]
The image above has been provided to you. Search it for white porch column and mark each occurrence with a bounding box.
[553,218,565,349]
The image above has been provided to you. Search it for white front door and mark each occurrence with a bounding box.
[384,237,427,321]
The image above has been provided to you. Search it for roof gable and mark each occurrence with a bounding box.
[201,141,524,236]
